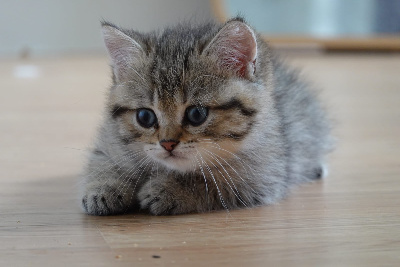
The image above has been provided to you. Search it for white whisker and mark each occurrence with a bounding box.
[196,150,229,212]
[201,148,248,207]
[194,153,209,201]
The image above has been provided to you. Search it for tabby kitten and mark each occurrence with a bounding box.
[80,18,331,216]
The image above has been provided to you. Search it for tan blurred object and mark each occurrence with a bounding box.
[210,0,400,51]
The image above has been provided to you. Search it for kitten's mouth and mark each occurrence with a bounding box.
[147,147,201,172]
[164,152,185,160]
[147,146,195,172]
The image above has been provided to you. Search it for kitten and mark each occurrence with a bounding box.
[80,18,332,216]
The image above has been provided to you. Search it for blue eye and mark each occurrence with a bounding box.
[136,109,157,128]
[186,106,208,126]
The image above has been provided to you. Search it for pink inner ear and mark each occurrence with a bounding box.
[232,30,257,77]
[206,22,257,78]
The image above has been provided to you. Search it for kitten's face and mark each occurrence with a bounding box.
[111,78,259,172]
[103,21,266,172]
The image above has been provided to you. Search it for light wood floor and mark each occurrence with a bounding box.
[1,53,399,266]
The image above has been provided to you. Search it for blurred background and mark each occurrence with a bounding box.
[1,0,399,58]
[219,0,400,37]
[0,0,213,58]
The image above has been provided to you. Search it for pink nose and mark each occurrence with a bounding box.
[160,140,179,152]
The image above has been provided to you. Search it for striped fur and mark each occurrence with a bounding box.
[80,18,332,216]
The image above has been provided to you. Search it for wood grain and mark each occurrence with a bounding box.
[1,54,399,266]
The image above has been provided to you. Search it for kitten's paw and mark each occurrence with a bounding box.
[311,164,328,180]
[81,184,134,216]
[138,181,194,215]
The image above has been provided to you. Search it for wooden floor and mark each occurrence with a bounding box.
[1,53,399,266]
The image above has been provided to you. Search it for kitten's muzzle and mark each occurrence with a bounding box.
[160,139,179,152]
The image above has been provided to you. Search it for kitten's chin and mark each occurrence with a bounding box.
[158,156,195,173]
[152,153,195,173]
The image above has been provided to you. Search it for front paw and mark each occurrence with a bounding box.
[81,184,134,216]
[138,181,195,215]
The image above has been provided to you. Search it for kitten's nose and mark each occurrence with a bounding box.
[160,140,179,152]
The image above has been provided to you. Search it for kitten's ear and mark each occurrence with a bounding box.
[102,23,145,82]
[203,20,257,78]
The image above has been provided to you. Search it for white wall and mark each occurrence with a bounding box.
[0,0,213,57]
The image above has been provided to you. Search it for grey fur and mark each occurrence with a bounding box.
[80,18,332,215]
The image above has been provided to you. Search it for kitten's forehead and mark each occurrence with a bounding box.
[150,25,224,105]
[152,64,185,101]
[151,43,191,102]
[153,68,227,109]
[151,58,226,107]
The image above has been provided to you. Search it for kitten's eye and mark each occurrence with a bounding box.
[185,106,208,126]
[136,108,157,128]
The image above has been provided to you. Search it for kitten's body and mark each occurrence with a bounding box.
[81,18,331,215]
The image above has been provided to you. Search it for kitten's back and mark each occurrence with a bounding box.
[271,56,332,183]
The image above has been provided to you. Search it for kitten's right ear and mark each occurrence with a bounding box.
[102,23,145,82]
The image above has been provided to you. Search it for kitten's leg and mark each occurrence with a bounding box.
[138,171,262,215]
[314,163,328,179]
[80,150,142,215]
[138,171,290,215]
[138,172,212,215]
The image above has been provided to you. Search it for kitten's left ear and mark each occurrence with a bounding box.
[203,20,257,79]
[102,23,145,82]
